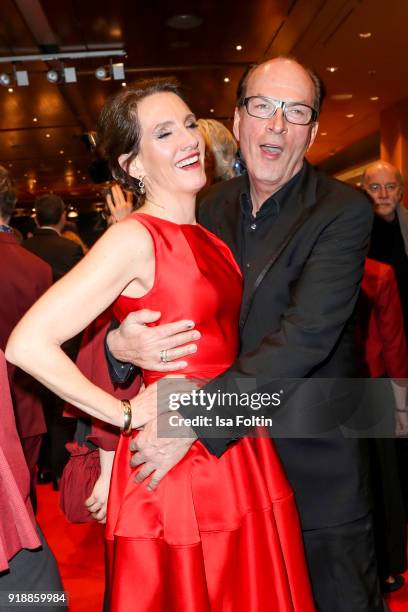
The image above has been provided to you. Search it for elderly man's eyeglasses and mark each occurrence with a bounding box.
[242,96,318,125]
[367,183,400,193]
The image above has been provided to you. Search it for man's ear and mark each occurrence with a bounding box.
[233,107,241,142]
[306,120,319,152]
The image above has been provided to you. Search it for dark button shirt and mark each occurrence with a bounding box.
[239,164,305,269]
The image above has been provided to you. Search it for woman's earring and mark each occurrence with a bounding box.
[137,177,146,195]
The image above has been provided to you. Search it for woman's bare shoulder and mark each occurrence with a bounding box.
[94,214,154,261]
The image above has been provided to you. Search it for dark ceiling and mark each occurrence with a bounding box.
[0,0,406,206]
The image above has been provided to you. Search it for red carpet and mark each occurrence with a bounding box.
[36,484,105,612]
[36,483,408,611]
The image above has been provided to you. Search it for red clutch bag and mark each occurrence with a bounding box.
[59,441,101,523]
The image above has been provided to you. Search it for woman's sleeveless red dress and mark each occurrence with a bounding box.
[105,213,314,612]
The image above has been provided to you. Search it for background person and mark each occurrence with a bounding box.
[0,165,51,511]
[23,193,84,487]
[364,161,408,335]
[197,118,237,188]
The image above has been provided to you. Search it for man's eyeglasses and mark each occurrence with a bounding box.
[242,96,318,125]
[366,183,400,193]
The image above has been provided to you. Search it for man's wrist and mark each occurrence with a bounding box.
[104,318,137,384]
[106,328,123,362]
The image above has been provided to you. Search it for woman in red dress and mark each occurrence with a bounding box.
[7,79,314,611]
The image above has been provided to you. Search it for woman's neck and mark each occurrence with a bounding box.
[139,190,197,225]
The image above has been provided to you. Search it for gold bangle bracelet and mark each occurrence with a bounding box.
[120,399,132,436]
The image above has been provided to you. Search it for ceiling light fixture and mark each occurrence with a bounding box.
[33,117,38,122]
[15,68,29,86]
[63,66,77,83]
[60,150,64,154]
[236,45,242,51]
[346,114,354,118]
[95,65,109,81]
[112,62,125,80]
[320,132,328,136]
[326,66,338,73]
[224,77,230,83]
[45,133,51,138]
[0,73,11,87]
[210,108,214,113]
[359,32,372,38]
[370,96,379,101]
[46,69,60,84]
[7,87,13,93]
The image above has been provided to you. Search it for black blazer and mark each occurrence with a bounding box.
[22,227,83,360]
[191,162,374,530]
[22,227,83,283]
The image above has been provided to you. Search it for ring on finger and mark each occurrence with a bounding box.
[160,349,168,363]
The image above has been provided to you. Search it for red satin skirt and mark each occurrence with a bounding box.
[105,432,315,612]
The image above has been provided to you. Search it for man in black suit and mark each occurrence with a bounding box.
[106,58,385,611]
[23,194,83,484]
[23,193,83,282]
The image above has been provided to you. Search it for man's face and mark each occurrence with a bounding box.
[233,59,319,197]
[363,166,403,221]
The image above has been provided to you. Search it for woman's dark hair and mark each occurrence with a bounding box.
[97,78,185,207]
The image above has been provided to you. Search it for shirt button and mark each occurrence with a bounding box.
[250,223,257,230]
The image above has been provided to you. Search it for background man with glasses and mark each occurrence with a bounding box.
[107,57,385,611]
[364,160,408,334]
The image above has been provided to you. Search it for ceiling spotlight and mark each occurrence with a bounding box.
[236,45,242,51]
[0,73,11,87]
[359,32,372,38]
[95,65,110,81]
[224,77,230,83]
[326,66,338,73]
[346,113,355,118]
[45,133,51,138]
[210,108,214,113]
[320,132,328,136]
[112,62,125,80]
[121,81,126,87]
[7,87,13,93]
[60,150,64,154]
[63,66,77,83]
[46,69,60,84]
[370,96,379,101]
[15,69,29,86]
[33,117,38,122]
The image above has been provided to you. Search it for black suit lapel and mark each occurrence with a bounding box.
[239,165,318,328]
